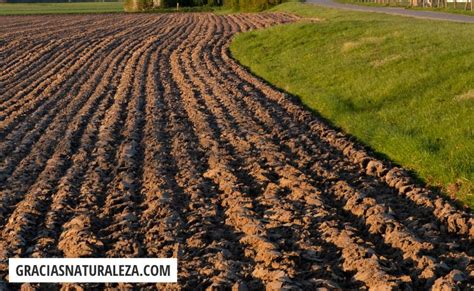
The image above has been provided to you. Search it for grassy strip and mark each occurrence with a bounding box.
[335,0,409,6]
[0,2,124,15]
[335,0,474,16]
[231,2,474,206]
[409,6,474,16]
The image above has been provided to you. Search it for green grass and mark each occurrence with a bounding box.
[335,0,474,16]
[231,2,474,206]
[0,2,124,15]
[336,0,410,7]
[410,6,474,16]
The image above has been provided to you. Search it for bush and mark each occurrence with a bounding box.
[124,0,153,11]
[224,0,284,12]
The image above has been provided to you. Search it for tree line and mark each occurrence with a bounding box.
[124,0,286,11]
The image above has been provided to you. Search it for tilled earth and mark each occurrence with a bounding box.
[0,12,473,290]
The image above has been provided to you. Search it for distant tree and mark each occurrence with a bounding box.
[224,0,283,11]
[124,0,152,11]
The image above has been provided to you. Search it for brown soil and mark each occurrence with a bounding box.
[0,13,473,290]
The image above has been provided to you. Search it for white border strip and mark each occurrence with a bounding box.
[9,258,177,283]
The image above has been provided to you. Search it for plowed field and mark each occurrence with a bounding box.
[0,13,473,290]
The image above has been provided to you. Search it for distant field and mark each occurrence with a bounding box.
[231,2,474,206]
[0,2,123,15]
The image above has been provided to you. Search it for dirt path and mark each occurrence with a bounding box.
[0,13,473,290]
[306,0,474,23]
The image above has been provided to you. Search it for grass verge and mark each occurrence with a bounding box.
[0,2,124,15]
[230,2,474,206]
[335,0,409,6]
[335,0,474,16]
[409,6,474,17]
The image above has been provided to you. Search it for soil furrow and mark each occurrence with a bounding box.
[0,25,160,228]
[53,15,180,263]
[183,15,415,289]
[157,16,258,289]
[0,19,169,275]
[0,17,172,190]
[0,17,149,103]
[23,18,170,264]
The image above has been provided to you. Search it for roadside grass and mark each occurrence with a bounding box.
[336,0,409,6]
[0,2,124,15]
[410,6,474,16]
[335,0,474,16]
[231,2,474,206]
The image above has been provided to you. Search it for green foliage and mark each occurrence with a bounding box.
[231,2,474,206]
[124,0,151,11]
[224,0,238,10]
[224,0,289,12]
